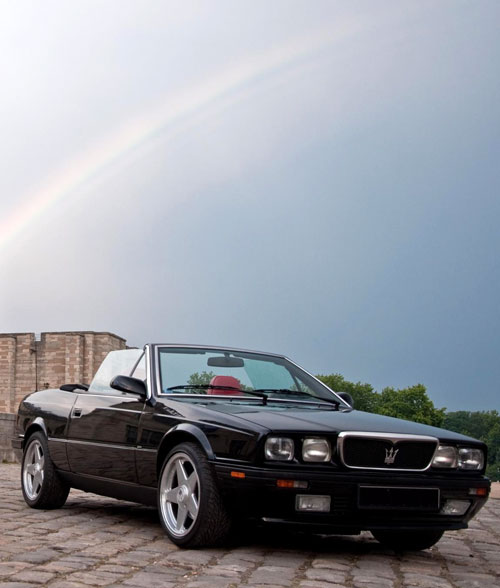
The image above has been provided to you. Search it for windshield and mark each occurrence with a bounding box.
[157,347,339,405]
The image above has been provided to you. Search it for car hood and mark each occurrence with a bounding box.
[201,403,479,444]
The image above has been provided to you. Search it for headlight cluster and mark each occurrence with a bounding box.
[265,437,331,462]
[432,445,484,470]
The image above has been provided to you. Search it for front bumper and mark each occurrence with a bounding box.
[214,463,490,533]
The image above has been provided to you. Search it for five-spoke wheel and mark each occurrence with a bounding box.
[158,442,231,547]
[159,450,200,537]
[21,431,70,509]
[22,437,45,501]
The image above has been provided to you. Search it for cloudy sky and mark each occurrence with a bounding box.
[1,1,499,411]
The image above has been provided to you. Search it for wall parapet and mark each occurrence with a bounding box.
[0,331,128,413]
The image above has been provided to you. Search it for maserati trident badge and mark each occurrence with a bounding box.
[384,447,399,465]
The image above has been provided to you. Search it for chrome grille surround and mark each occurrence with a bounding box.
[337,431,439,472]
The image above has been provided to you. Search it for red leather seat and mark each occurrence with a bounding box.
[208,375,243,395]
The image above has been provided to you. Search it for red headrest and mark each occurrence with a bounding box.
[208,375,243,395]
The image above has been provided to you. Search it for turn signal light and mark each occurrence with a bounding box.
[276,479,308,489]
[231,471,245,479]
[469,487,488,496]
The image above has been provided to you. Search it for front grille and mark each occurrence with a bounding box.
[338,432,438,471]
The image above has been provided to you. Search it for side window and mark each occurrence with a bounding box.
[88,349,144,394]
[131,353,146,381]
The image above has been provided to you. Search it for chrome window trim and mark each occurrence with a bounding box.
[144,344,152,401]
[337,431,439,472]
[285,358,351,408]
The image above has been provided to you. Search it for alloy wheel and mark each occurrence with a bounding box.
[23,439,45,500]
[159,451,200,537]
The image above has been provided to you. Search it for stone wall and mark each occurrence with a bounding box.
[0,413,20,463]
[0,331,127,414]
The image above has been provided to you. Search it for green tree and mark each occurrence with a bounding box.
[376,384,446,427]
[187,371,215,387]
[316,373,379,412]
[443,410,499,440]
[316,374,445,426]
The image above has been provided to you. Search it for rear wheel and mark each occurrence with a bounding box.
[21,431,70,509]
[372,529,444,551]
[158,442,232,547]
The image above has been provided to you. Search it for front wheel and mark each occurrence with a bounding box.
[158,442,232,547]
[21,431,70,509]
[371,529,444,551]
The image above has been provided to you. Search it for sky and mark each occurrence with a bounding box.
[0,0,499,412]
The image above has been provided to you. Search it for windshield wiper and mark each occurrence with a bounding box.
[252,388,340,408]
[166,384,268,403]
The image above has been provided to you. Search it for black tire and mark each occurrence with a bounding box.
[371,529,444,551]
[21,431,70,509]
[157,442,232,547]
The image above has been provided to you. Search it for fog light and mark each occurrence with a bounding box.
[296,495,331,512]
[440,499,470,516]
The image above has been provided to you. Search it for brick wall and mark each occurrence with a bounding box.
[0,413,20,463]
[0,331,127,414]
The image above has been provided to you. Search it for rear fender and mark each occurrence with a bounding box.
[23,417,48,447]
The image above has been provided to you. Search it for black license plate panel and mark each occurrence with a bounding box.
[358,486,440,511]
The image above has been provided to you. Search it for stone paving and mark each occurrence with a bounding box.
[0,463,498,588]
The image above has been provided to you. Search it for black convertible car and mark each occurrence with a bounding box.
[13,344,490,549]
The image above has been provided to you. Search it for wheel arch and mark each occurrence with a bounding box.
[23,417,48,448]
[156,424,215,476]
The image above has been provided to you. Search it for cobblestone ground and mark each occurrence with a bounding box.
[0,464,498,588]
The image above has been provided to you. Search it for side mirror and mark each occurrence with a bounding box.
[110,375,147,398]
[337,392,354,408]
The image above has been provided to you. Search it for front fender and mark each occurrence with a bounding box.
[163,424,215,460]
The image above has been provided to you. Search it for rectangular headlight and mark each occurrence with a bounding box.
[458,447,484,470]
[432,445,458,468]
[265,437,294,461]
[302,437,331,462]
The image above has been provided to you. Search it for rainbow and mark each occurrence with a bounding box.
[0,20,364,251]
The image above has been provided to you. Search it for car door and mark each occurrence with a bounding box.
[66,391,145,482]
[66,349,146,482]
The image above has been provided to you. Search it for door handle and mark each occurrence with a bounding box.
[72,407,83,418]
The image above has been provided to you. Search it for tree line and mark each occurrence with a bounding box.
[317,373,500,481]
